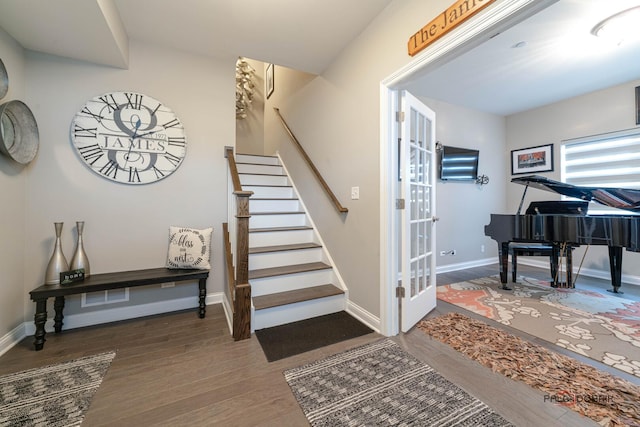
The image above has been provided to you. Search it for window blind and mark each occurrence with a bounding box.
[561,128,640,213]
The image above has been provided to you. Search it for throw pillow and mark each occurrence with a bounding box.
[166,226,212,270]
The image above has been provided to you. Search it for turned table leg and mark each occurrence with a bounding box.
[33,298,48,351]
[53,296,65,333]
[198,278,206,318]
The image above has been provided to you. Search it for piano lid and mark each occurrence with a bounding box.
[512,175,640,213]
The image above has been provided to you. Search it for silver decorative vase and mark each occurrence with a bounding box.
[70,221,90,278]
[45,222,69,285]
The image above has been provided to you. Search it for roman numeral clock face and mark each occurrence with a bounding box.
[71,92,186,184]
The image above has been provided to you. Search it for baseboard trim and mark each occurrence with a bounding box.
[346,299,381,334]
[0,323,26,358]
[436,257,496,274]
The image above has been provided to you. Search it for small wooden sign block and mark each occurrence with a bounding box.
[60,269,85,286]
[408,0,496,57]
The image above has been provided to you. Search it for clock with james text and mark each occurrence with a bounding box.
[71,91,186,184]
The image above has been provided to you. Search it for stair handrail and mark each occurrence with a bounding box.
[225,146,243,192]
[224,147,252,340]
[273,108,348,214]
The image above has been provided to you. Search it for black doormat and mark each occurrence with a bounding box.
[255,311,374,362]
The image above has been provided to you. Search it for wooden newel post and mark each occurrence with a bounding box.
[234,190,252,340]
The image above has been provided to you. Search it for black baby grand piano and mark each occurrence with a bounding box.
[484,175,640,293]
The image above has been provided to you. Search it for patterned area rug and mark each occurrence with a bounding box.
[0,351,115,426]
[284,339,513,426]
[418,313,640,426]
[437,276,640,379]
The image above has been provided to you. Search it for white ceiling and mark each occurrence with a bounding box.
[402,0,640,116]
[0,0,638,116]
[0,0,392,74]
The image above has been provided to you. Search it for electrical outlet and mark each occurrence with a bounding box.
[481,245,485,253]
[351,186,360,200]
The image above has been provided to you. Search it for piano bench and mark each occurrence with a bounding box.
[510,243,555,283]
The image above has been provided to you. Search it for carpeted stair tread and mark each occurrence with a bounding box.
[253,284,344,310]
[249,261,331,279]
[249,242,322,254]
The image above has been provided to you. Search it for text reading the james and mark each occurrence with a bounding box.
[408,0,496,57]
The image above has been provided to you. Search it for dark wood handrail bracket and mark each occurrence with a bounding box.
[273,108,348,214]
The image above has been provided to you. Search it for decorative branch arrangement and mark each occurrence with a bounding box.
[236,57,256,120]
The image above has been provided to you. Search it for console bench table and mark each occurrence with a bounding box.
[29,267,209,351]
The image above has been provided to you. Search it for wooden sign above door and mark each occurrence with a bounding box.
[408,0,496,57]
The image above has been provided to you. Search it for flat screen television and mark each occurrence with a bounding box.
[439,145,479,181]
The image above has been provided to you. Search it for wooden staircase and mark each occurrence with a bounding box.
[236,153,346,330]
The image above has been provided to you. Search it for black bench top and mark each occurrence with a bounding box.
[30,267,209,299]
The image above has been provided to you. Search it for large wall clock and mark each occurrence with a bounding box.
[71,91,186,184]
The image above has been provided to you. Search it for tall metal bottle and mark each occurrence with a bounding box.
[45,222,69,285]
[70,221,90,278]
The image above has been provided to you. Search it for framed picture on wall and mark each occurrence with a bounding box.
[511,143,554,175]
[636,86,640,125]
[266,63,274,99]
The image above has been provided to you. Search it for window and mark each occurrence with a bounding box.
[561,128,640,214]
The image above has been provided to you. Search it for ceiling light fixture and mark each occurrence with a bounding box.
[591,6,640,45]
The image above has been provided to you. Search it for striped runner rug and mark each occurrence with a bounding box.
[0,351,115,426]
[284,339,512,426]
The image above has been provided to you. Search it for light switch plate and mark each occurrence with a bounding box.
[351,187,360,200]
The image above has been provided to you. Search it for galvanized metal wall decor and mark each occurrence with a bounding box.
[0,99,40,164]
[0,58,7,100]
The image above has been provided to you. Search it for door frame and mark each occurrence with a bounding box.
[378,0,558,336]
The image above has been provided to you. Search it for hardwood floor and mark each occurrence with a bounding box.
[1,263,637,426]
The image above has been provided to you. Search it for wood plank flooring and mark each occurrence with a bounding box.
[1,263,637,426]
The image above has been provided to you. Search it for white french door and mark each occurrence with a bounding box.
[399,91,437,332]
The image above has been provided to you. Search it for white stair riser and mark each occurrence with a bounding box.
[236,154,279,165]
[236,163,283,175]
[240,174,288,186]
[250,199,300,213]
[244,186,294,198]
[250,213,307,229]
[253,294,345,330]
[250,229,315,246]
[250,269,335,296]
[249,248,324,270]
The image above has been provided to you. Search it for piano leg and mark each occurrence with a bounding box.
[550,244,560,287]
[567,246,573,288]
[608,246,624,294]
[499,242,512,290]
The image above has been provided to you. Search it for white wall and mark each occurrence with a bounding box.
[421,97,506,266]
[0,28,27,341]
[22,41,234,319]
[506,78,640,281]
[263,0,453,317]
